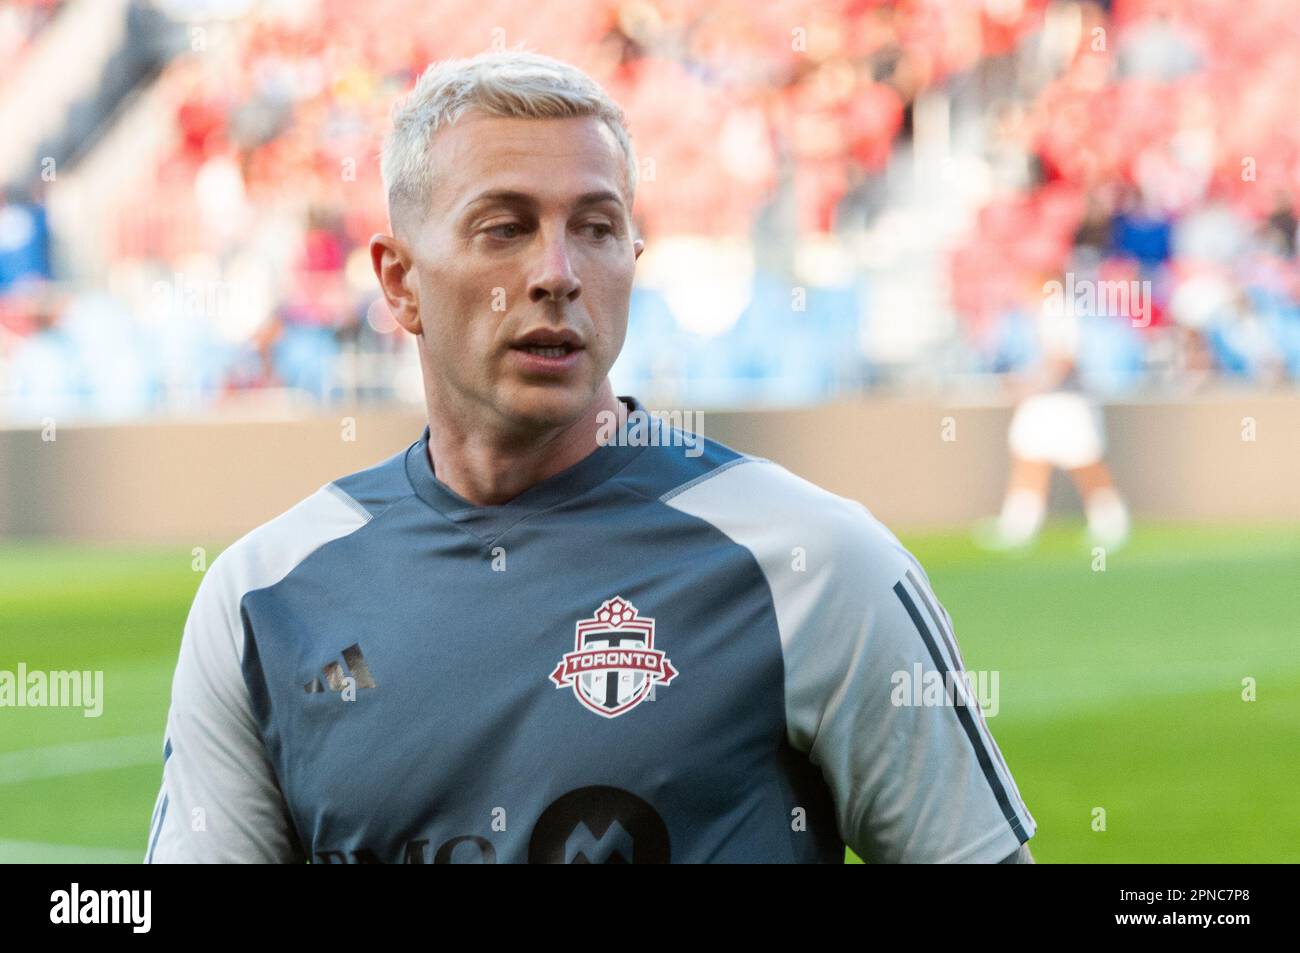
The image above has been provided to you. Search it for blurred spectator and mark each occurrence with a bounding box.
[0,190,51,292]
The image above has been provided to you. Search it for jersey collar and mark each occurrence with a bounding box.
[405,395,649,535]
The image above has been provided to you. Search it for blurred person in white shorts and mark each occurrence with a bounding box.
[988,302,1130,549]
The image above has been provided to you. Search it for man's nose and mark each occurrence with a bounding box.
[528,227,581,304]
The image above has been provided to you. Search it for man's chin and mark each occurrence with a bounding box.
[496,380,598,433]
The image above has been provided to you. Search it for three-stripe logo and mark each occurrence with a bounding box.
[304,643,377,694]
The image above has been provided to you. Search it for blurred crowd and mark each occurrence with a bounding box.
[954,0,1300,391]
[0,0,64,83]
[2,0,1300,420]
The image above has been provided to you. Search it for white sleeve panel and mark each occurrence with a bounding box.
[146,484,371,863]
[664,458,1035,864]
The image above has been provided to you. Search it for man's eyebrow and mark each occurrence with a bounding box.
[571,190,625,210]
[460,189,625,214]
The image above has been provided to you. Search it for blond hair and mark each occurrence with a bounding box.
[381,50,637,227]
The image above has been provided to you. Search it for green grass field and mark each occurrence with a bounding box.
[2,523,1297,863]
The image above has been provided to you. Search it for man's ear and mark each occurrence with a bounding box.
[633,237,645,260]
[370,233,421,335]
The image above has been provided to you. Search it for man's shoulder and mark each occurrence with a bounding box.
[204,442,415,605]
[328,440,418,519]
[657,446,914,584]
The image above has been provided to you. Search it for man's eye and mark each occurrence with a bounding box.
[583,223,614,240]
[486,223,525,240]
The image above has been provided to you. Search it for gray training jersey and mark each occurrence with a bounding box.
[146,395,1035,863]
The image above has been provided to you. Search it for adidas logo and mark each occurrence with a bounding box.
[304,643,377,693]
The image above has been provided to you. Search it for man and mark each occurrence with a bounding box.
[147,51,1035,863]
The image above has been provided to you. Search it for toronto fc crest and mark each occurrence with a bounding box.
[550,596,677,718]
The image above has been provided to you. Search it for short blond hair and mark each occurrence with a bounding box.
[381,50,637,227]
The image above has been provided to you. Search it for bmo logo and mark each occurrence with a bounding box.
[313,786,670,863]
[528,786,670,864]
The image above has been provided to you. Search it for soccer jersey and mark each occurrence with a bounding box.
[146,396,1035,864]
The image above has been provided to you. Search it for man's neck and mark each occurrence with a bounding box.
[425,385,627,506]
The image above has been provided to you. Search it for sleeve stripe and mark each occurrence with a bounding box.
[143,737,174,861]
[145,794,169,864]
[147,787,165,841]
[904,570,1035,829]
[905,569,969,673]
[892,580,1030,845]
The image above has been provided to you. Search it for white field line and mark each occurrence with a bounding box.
[0,733,161,785]
[0,839,143,863]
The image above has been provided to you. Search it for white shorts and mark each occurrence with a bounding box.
[1008,392,1104,469]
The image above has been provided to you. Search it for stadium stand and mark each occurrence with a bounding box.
[2,0,1298,421]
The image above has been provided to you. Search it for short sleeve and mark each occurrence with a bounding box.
[652,455,1037,863]
[789,527,1036,863]
[146,553,302,863]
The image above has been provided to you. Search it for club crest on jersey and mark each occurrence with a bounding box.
[550,597,677,718]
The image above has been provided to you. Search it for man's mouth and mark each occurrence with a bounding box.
[510,328,584,357]
[507,328,586,374]
[517,343,578,358]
